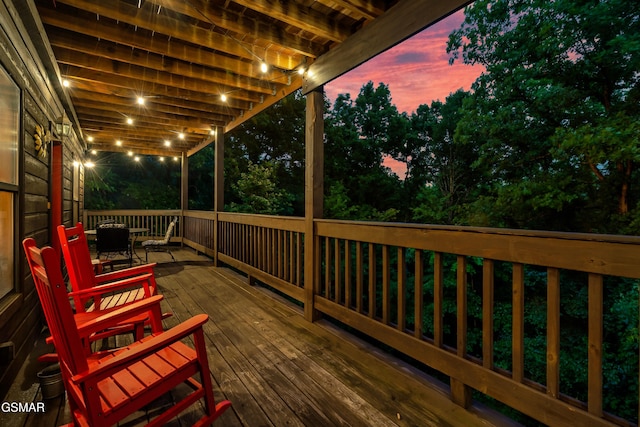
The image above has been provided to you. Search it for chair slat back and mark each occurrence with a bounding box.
[22,238,88,375]
[58,223,97,294]
[96,224,129,253]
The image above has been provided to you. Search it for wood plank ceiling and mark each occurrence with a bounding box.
[33,0,400,156]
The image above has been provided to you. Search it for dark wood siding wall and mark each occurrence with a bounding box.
[0,1,84,398]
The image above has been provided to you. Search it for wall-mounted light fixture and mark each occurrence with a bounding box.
[56,114,71,137]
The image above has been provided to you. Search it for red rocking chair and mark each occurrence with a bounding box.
[23,238,231,427]
[57,223,162,313]
[24,238,160,357]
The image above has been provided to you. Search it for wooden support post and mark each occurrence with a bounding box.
[180,152,188,213]
[214,127,224,267]
[304,87,324,322]
[450,378,472,409]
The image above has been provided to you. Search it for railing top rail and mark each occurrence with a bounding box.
[217,212,305,232]
[315,218,640,245]
[315,219,640,278]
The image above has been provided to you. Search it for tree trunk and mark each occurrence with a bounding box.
[618,160,632,214]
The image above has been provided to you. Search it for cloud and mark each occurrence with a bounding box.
[325,9,484,114]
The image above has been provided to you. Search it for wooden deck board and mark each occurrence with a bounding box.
[3,248,519,427]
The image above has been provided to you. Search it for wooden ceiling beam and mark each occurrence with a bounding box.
[71,93,230,124]
[82,123,207,143]
[88,144,184,157]
[68,85,240,118]
[81,122,205,143]
[53,47,270,105]
[40,19,296,84]
[48,33,284,96]
[149,0,325,58]
[73,104,223,132]
[87,139,186,156]
[63,66,253,110]
[336,0,387,18]
[50,0,303,69]
[232,0,353,43]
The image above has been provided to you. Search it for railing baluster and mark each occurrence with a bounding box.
[414,250,423,339]
[457,255,467,358]
[335,238,341,303]
[345,240,351,309]
[434,252,443,348]
[368,243,376,319]
[397,247,406,332]
[297,232,303,287]
[547,267,560,398]
[382,245,390,325]
[588,273,603,416]
[288,231,293,282]
[483,259,494,369]
[356,241,363,314]
[512,263,525,383]
[278,229,283,279]
[324,237,331,299]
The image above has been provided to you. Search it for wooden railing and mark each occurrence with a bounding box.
[84,209,640,426]
[83,210,181,241]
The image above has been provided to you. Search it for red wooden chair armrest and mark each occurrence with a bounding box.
[69,273,153,299]
[95,263,157,283]
[75,295,164,337]
[71,314,209,384]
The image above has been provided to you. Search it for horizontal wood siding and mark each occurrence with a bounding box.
[0,0,84,400]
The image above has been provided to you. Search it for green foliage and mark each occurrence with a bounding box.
[447,0,640,230]
[225,90,306,215]
[324,83,408,220]
[227,161,295,215]
[84,153,180,209]
[188,145,214,210]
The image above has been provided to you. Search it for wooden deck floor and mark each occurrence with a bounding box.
[2,248,518,427]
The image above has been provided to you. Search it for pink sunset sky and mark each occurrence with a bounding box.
[324,9,484,177]
[325,9,483,114]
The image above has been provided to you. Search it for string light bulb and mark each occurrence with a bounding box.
[221,94,227,102]
[126,117,134,125]
[137,96,145,105]
[260,62,268,73]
